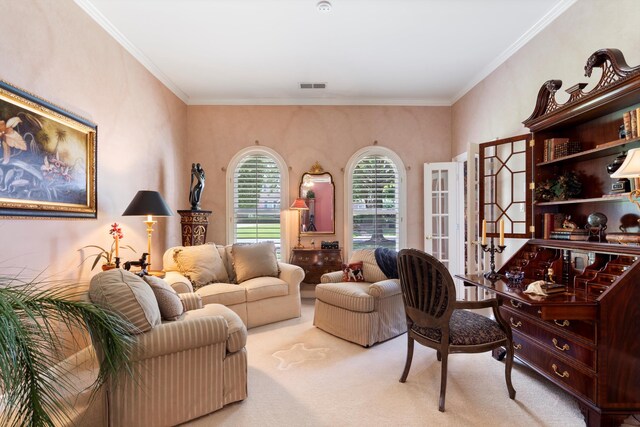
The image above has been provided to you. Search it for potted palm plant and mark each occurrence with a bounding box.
[0,275,134,427]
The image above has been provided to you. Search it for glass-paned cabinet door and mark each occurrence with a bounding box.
[424,162,464,279]
[479,134,533,239]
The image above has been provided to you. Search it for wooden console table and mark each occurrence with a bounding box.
[177,209,212,246]
[289,248,342,285]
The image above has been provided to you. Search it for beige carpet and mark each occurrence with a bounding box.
[186,299,588,427]
[66,299,640,427]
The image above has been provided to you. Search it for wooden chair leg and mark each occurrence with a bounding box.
[439,350,448,412]
[400,336,414,383]
[504,343,516,399]
[436,350,442,361]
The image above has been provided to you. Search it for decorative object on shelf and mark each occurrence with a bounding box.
[178,209,212,246]
[289,197,309,248]
[585,212,608,242]
[79,222,135,270]
[561,214,578,230]
[611,147,640,217]
[189,162,205,210]
[534,170,582,202]
[605,232,640,245]
[619,124,627,140]
[0,80,97,218]
[607,152,631,193]
[321,240,339,249]
[122,190,173,274]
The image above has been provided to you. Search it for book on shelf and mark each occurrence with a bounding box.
[631,109,638,138]
[624,111,632,139]
[550,229,589,241]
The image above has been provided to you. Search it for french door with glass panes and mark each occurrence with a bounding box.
[424,163,464,285]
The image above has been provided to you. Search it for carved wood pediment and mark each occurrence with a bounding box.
[523,49,640,130]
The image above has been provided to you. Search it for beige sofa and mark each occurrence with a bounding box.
[88,269,247,427]
[163,242,305,329]
[314,249,407,347]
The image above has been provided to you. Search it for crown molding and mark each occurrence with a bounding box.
[187,97,452,107]
[450,0,578,105]
[74,0,189,103]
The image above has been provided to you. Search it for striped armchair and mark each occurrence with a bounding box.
[89,270,247,427]
[313,249,407,347]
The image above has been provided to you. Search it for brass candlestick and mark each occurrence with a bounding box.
[481,237,506,281]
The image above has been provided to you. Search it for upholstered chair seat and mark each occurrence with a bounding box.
[411,309,507,346]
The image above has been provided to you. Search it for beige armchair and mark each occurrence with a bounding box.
[313,249,407,347]
[89,269,247,427]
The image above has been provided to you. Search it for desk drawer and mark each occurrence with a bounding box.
[500,307,595,369]
[500,298,596,343]
[512,331,596,402]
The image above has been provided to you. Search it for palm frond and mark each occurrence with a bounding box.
[0,281,134,427]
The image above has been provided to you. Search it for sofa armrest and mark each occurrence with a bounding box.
[368,279,401,298]
[130,316,228,361]
[164,271,194,294]
[278,262,304,294]
[178,293,203,311]
[320,271,343,283]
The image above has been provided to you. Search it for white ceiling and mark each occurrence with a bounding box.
[76,0,575,106]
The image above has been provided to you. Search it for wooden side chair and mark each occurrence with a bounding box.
[397,248,515,412]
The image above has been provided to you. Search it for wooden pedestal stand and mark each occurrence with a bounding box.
[178,209,212,246]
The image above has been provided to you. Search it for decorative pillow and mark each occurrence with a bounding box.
[232,242,279,283]
[342,261,366,282]
[349,249,388,283]
[162,243,228,289]
[143,275,184,321]
[89,269,161,334]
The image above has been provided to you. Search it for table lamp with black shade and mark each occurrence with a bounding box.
[123,190,172,275]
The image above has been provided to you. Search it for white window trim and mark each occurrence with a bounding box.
[226,146,289,257]
[344,145,407,260]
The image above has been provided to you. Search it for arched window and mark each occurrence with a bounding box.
[345,146,406,258]
[227,147,288,257]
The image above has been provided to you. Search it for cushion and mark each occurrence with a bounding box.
[411,309,507,345]
[89,269,161,334]
[342,261,365,282]
[232,242,279,283]
[143,275,184,320]
[241,276,289,302]
[218,245,237,284]
[349,249,388,283]
[315,282,375,313]
[196,283,247,306]
[163,243,228,289]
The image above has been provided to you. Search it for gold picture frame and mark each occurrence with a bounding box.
[0,80,97,218]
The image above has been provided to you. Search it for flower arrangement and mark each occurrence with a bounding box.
[80,223,135,270]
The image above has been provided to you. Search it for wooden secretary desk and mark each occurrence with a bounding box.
[458,49,640,426]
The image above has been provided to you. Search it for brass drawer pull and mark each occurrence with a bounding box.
[510,317,522,328]
[514,343,522,350]
[554,319,570,327]
[510,300,522,308]
[552,338,570,351]
[552,364,570,378]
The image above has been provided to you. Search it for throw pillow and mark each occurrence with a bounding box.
[143,275,184,321]
[349,249,388,283]
[342,261,366,282]
[89,269,161,334]
[232,242,279,283]
[162,243,228,289]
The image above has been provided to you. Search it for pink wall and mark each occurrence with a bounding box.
[186,105,452,254]
[1,0,188,281]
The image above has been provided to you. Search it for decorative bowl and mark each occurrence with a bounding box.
[504,270,525,287]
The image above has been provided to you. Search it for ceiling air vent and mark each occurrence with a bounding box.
[299,82,327,89]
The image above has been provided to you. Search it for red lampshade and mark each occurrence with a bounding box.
[289,198,309,210]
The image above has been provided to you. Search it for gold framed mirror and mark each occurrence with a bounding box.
[299,162,335,235]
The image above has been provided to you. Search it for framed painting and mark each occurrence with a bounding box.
[0,80,97,218]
